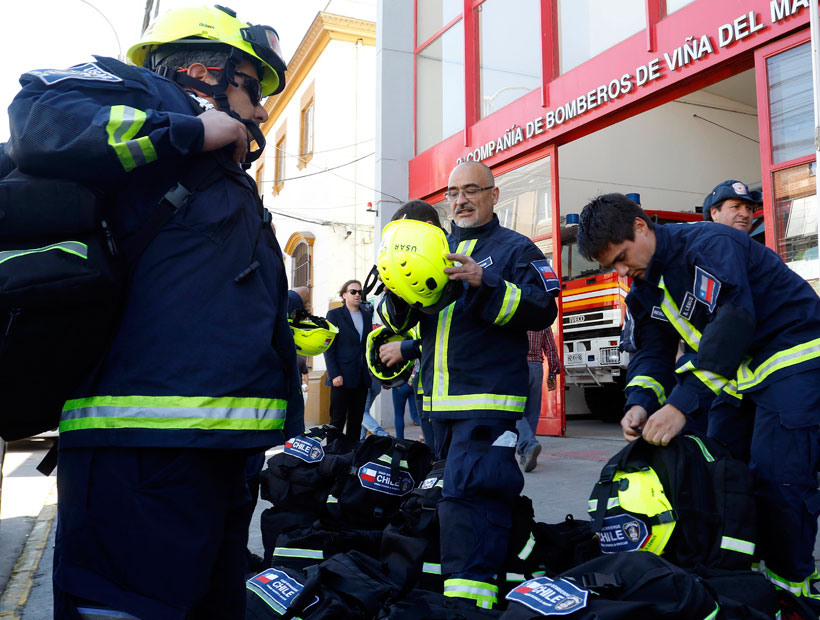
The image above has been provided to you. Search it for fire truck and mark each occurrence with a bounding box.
[559,210,701,419]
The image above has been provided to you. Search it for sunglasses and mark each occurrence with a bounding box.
[347,289,363,295]
[182,67,264,107]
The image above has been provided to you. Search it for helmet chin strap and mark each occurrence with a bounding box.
[160,49,266,167]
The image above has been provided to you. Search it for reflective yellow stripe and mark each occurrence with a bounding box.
[720,536,755,556]
[659,279,702,351]
[626,375,667,404]
[495,281,521,326]
[704,604,720,620]
[0,241,88,266]
[443,578,498,609]
[434,239,474,400]
[106,105,157,172]
[517,533,536,560]
[675,360,728,395]
[60,394,287,433]
[424,393,526,413]
[737,337,820,391]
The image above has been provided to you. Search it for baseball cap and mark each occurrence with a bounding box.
[703,180,762,221]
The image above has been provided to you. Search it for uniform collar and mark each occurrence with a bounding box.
[642,224,668,287]
[450,213,500,241]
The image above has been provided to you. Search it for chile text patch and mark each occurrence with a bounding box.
[530,259,561,296]
[26,63,123,85]
[358,461,415,496]
[598,513,649,553]
[284,436,325,463]
[506,576,588,616]
[693,266,721,312]
[246,568,319,615]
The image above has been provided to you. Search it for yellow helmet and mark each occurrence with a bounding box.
[366,326,414,388]
[289,314,339,356]
[376,220,462,314]
[598,468,676,556]
[127,4,287,96]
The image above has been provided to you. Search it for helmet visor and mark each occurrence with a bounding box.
[241,25,287,94]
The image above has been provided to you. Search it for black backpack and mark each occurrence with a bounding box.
[588,433,757,570]
[500,552,718,619]
[323,434,433,529]
[377,589,503,620]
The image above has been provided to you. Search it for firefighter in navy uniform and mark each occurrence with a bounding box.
[377,161,559,609]
[8,6,298,619]
[577,193,820,600]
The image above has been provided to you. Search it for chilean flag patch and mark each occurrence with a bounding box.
[693,266,721,312]
[530,259,560,296]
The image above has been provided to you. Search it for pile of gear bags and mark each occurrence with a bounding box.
[243,425,819,619]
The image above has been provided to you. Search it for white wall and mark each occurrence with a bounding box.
[558,88,761,217]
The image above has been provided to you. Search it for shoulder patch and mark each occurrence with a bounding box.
[693,265,721,312]
[25,63,123,85]
[651,306,668,322]
[506,576,588,615]
[530,259,560,296]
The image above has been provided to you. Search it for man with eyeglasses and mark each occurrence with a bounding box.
[7,6,296,619]
[378,161,560,609]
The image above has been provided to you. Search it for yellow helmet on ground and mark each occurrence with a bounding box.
[289,314,339,356]
[366,326,414,388]
[127,4,287,96]
[597,467,676,556]
[376,220,462,314]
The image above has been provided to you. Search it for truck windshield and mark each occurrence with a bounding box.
[560,226,612,282]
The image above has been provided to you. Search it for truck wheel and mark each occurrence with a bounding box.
[583,382,626,422]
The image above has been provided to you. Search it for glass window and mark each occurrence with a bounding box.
[274,132,286,195]
[417,0,462,46]
[416,22,465,153]
[772,162,818,291]
[666,0,695,15]
[494,156,552,240]
[767,42,813,164]
[299,99,314,168]
[478,0,541,118]
[558,0,646,74]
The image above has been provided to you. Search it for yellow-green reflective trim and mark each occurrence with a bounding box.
[737,337,820,391]
[495,281,521,326]
[676,360,728,395]
[443,578,498,609]
[518,533,536,560]
[63,394,287,412]
[659,279,702,351]
[686,435,715,462]
[720,536,755,556]
[59,416,283,432]
[423,562,441,574]
[704,604,720,620]
[626,375,667,404]
[723,380,742,401]
[377,454,409,468]
[273,547,323,559]
[106,105,157,172]
[766,568,805,595]
[423,393,526,413]
[0,241,88,266]
[588,499,597,512]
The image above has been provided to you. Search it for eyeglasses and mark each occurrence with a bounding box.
[347,289,363,295]
[233,70,263,107]
[444,186,495,202]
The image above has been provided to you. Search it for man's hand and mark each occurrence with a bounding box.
[379,341,405,367]
[621,405,648,442]
[641,404,686,446]
[444,253,483,288]
[199,109,248,162]
[332,376,344,387]
[547,378,557,391]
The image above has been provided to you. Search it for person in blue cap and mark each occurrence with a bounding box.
[703,180,761,234]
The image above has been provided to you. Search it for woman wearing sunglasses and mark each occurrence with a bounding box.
[324,279,373,441]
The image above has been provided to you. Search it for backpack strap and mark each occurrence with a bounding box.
[589,440,640,532]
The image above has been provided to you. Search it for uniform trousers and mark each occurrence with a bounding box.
[54,447,251,620]
[329,384,368,442]
[433,418,524,583]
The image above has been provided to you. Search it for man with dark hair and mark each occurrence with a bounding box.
[378,163,559,609]
[577,193,820,599]
[703,179,761,234]
[8,6,294,618]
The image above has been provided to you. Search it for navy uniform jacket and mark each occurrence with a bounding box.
[393,215,559,421]
[323,305,373,389]
[624,221,820,426]
[8,57,299,449]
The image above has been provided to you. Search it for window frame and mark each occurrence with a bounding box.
[299,82,316,170]
[273,124,287,196]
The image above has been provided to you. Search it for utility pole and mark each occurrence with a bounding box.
[142,0,158,35]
